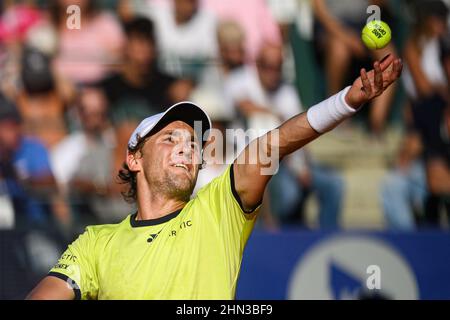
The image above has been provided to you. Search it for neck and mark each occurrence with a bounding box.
[136,180,187,221]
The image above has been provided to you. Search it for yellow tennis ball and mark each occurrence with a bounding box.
[361,20,391,50]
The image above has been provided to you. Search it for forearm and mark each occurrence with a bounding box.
[234,55,402,210]
[277,86,356,158]
[234,87,356,209]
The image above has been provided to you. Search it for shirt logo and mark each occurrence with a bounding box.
[147,230,162,243]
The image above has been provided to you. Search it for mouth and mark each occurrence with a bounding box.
[171,162,194,178]
[173,163,189,171]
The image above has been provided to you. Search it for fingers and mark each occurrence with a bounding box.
[379,53,395,71]
[356,57,402,103]
[392,58,403,79]
[383,58,403,89]
[374,61,383,94]
[360,68,372,96]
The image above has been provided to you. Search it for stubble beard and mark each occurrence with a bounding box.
[149,169,196,203]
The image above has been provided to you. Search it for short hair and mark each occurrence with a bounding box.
[123,16,155,44]
[217,20,245,46]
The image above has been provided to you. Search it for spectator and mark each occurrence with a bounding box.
[100,16,191,124]
[50,0,125,84]
[0,3,46,100]
[51,87,131,230]
[422,105,450,225]
[16,47,67,149]
[142,0,218,79]
[0,95,64,290]
[0,95,58,231]
[312,0,398,135]
[190,20,247,122]
[381,129,427,231]
[403,0,450,227]
[191,20,247,188]
[266,0,301,84]
[202,0,281,62]
[225,44,344,228]
[0,3,42,44]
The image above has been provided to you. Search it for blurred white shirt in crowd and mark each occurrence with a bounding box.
[142,1,218,77]
[225,66,303,123]
[50,129,131,223]
[402,37,448,99]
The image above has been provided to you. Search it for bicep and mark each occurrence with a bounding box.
[26,276,75,300]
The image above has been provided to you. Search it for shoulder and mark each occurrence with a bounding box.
[229,66,253,81]
[194,164,232,198]
[83,216,131,243]
[51,133,86,164]
[21,136,46,149]
[18,137,49,158]
[193,9,217,27]
[53,133,85,152]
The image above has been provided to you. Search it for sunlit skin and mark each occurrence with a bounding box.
[26,54,403,300]
[127,121,202,221]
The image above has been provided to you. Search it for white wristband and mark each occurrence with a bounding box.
[306,86,357,133]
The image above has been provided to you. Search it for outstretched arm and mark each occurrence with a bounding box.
[233,55,403,211]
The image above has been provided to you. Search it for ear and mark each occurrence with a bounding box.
[126,151,142,172]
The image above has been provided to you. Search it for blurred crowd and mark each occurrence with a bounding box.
[0,1,449,295]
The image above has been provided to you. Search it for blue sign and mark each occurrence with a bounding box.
[236,230,450,300]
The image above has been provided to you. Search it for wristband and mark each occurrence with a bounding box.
[306,86,357,133]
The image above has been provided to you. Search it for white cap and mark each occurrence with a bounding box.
[127,101,212,150]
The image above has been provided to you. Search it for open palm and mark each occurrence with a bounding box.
[345,54,403,109]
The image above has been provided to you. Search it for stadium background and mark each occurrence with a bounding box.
[0,0,449,299]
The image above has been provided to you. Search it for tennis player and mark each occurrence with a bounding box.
[27,55,402,299]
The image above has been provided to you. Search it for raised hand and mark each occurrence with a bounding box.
[345,54,403,109]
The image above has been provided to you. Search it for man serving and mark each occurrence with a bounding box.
[27,55,402,299]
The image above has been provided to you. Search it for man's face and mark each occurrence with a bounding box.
[428,17,448,37]
[257,47,283,92]
[174,0,198,23]
[126,35,155,69]
[219,42,245,70]
[79,89,108,134]
[134,121,201,201]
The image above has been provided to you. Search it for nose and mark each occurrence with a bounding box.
[173,139,192,159]
[179,140,192,157]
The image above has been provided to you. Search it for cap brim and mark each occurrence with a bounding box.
[129,101,212,150]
